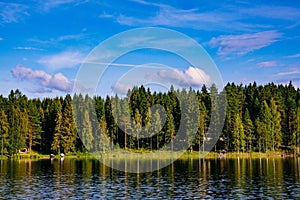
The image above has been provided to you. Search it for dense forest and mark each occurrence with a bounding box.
[0,81,299,155]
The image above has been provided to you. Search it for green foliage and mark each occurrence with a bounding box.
[51,100,63,154]
[0,109,9,155]
[233,113,245,153]
[0,81,299,155]
[269,98,282,150]
[243,109,254,152]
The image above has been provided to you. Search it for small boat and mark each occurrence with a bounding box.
[50,154,55,158]
[60,153,65,158]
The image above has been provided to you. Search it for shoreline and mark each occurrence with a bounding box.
[0,150,298,160]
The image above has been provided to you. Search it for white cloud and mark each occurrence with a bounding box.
[125,1,300,31]
[117,36,196,49]
[209,30,282,56]
[111,82,132,95]
[39,0,87,11]
[0,2,29,24]
[118,36,155,47]
[285,54,300,58]
[240,6,300,21]
[14,46,43,51]
[56,33,86,41]
[275,68,300,76]
[38,50,84,70]
[50,73,72,92]
[28,33,87,47]
[0,37,3,41]
[99,12,114,19]
[43,0,75,9]
[116,6,240,31]
[146,66,211,87]
[256,61,278,68]
[11,65,73,92]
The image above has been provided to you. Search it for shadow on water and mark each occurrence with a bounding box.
[0,157,299,199]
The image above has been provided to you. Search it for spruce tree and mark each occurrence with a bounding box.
[133,108,142,150]
[51,101,63,154]
[27,101,42,153]
[233,113,245,153]
[61,95,77,153]
[243,108,254,152]
[0,109,8,155]
[270,98,282,150]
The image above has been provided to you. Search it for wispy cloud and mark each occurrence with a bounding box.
[56,33,87,41]
[116,5,242,31]
[26,88,52,94]
[118,36,195,48]
[209,30,282,56]
[256,61,278,68]
[38,50,85,70]
[117,1,300,32]
[146,66,211,87]
[39,0,87,11]
[99,12,114,19]
[0,2,28,24]
[11,65,73,92]
[285,53,300,58]
[274,68,300,76]
[0,37,3,41]
[14,46,44,51]
[111,82,132,94]
[240,6,300,21]
[29,33,87,46]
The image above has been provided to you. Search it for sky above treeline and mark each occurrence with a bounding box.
[0,0,300,98]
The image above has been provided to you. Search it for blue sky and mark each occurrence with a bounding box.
[1,0,300,98]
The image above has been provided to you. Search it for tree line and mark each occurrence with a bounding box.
[0,81,299,155]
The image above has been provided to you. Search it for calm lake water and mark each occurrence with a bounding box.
[0,157,299,199]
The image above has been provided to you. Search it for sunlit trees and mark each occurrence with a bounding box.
[7,90,27,155]
[61,95,77,153]
[0,109,8,155]
[233,113,245,153]
[269,98,282,150]
[27,101,42,153]
[0,81,298,155]
[132,108,142,150]
[51,100,63,154]
[243,109,254,152]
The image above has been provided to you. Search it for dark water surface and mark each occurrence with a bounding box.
[0,157,299,199]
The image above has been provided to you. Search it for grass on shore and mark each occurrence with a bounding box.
[0,150,298,160]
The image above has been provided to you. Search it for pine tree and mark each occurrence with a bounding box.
[7,90,27,155]
[51,101,63,154]
[166,110,175,151]
[243,109,254,152]
[197,101,207,153]
[98,117,110,152]
[294,104,300,154]
[259,101,272,152]
[233,113,245,153]
[0,109,8,155]
[27,101,42,153]
[105,96,117,149]
[118,98,131,149]
[133,108,142,150]
[80,109,94,151]
[61,95,77,153]
[255,117,263,153]
[270,98,282,150]
[150,109,163,150]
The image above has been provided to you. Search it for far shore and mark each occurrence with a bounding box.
[0,150,299,160]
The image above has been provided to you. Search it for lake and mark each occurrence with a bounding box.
[0,157,299,199]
